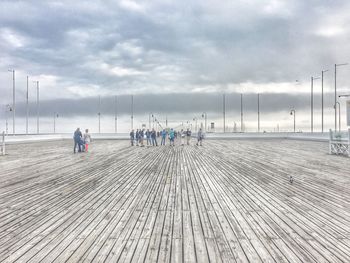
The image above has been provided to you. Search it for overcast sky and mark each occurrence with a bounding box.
[0,0,349,132]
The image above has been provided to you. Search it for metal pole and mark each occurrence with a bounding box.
[149,113,151,129]
[311,77,313,133]
[337,102,341,132]
[131,95,134,130]
[1,131,5,156]
[98,95,101,133]
[292,110,296,133]
[36,81,39,134]
[26,76,29,135]
[241,93,243,132]
[8,70,16,134]
[334,64,337,132]
[321,71,324,133]
[114,95,117,133]
[223,94,226,133]
[258,93,260,132]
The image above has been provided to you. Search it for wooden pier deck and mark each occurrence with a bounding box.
[0,139,350,262]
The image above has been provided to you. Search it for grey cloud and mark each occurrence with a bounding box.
[1,92,337,120]
[0,0,350,103]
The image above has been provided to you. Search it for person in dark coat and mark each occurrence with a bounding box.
[73,128,83,153]
[151,128,158,146]
[130,129,135,146]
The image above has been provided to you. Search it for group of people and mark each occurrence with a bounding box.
[129,128,204,147]
[73,128,91,153]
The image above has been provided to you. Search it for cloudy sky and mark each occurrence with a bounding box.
[0,0,350,133]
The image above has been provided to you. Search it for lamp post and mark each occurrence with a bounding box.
[321,70,328,133]
[257,93,260,133]
[98,95,101,133]
[311,76,320,133]
[8,69,15,134]
[223,94,226,133]
[193,117,198,133]
[131,95,134,130]
[5,104,12,135]
[335,102,341,132]
[241,93,244,132]
[33,81,40,134]
[290,109,296,133]
[149,113,153,129]
[53,113,59,133]
[202,112,207,132]
[334,63,348,132]
[114,95,117,133]
[26,76,29,135]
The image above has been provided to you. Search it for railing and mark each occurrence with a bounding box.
[329,129,350,157]
[1,131,5,156]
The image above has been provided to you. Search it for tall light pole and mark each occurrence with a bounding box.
[26,76,29,135]
[257,93,260,133]
[311,76,320,133]
[193,117,198,132]
[5,104,12,135]
[8,69,15,134]
[149,113,152,129]
[53,113,59,133]
[335,101,341,132]
[290,109,296,133]
[98,95,101,133]
[223,94,226,133]
[240,93,243,132]
[321,70,328,133]
[33,81,40,134]
[334,63,348,132]
[202,112,207,132]
[114,95,118,133]
[131,95,134,130]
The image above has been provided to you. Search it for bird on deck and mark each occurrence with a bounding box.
[289,176,294,184]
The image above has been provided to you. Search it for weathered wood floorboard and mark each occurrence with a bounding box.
[0,139,350,262]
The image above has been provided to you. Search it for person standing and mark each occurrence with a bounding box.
[146,129,151,145]
[140,129,145,147]
[83,129,91,152]
[151,128,158,146]
[135,129,139,146]
[169,128,175,146]
[73,128,83,153]
[196,128,203,146]
[186,128,191,145]
[130,129,135,146]
[161,129,167,145]
[180,129,185,146]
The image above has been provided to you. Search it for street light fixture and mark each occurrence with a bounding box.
[5,104,12,135]
[290,109,296,133]
[321,70,328,133]
[53,113,59,133]
[201,112,207,133]
[98,95,101,133]
[335,102,341,132]
[257,93,260,133]
[193,117,198,133]
[8,69,15,134]
[241,93,244,132]
[26,76,29,135]
[33,80,40,134]
[114,95,118,133]
[311,76,320,133]
[334,63,348,132]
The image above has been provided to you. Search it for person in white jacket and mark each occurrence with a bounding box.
[83,129,92,152]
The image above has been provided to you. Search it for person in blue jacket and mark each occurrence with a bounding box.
[73,128,83,153]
